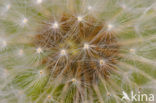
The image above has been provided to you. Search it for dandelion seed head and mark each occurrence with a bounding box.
[0,0,156,103]
[34,13,119,83]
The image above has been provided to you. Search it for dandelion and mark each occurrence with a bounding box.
[0,0,156,103]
